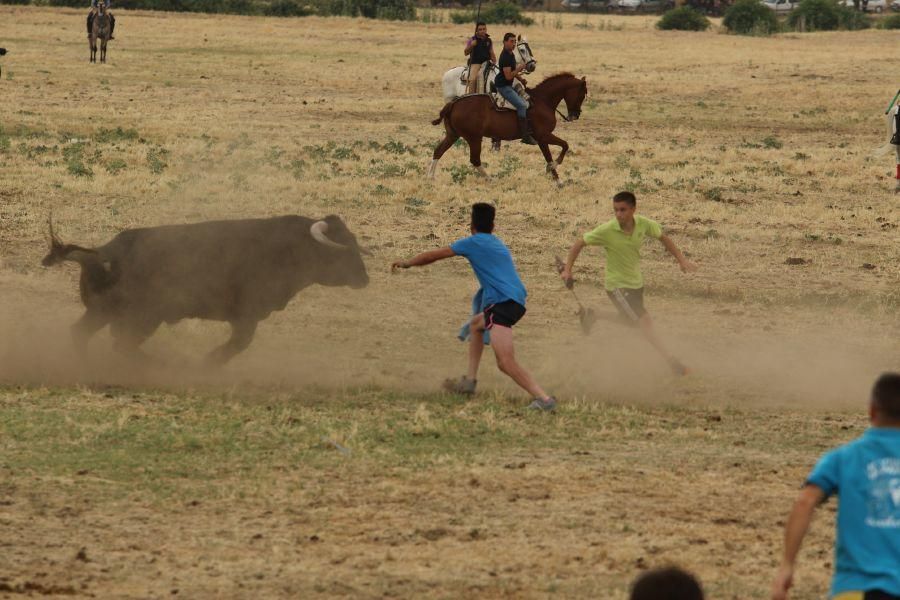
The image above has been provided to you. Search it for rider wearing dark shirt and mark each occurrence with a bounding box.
[464,22,495,95]
[495,48,516,89]
[495,33,535,145]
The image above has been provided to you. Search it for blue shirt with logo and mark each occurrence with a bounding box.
[806,427,900,597]
[450,233,527,309]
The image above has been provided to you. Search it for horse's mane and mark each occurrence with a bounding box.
[532,72,577,92]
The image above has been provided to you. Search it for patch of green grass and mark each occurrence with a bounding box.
[147,146,168,174]
[449,164,469,184]
[95,127,140,143]
[105,158,127,174]
[63,142,93,178]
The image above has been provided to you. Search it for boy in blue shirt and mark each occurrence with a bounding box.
[391,203,556,411]
[771,372,900,600]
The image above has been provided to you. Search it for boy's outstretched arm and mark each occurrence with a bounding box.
[560,238,586,284]
[770,484,826,600]
[392,247,456,271]
[659,234,697,273]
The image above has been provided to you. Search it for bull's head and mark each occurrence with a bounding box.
[310,215,369,289]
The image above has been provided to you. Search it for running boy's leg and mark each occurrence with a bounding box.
[489,325,548,399]
[467,312,486,381]
[608,288,688,374]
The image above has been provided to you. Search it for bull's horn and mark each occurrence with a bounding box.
[310,221,348,250]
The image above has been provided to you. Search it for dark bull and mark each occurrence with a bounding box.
[42,215,370,365]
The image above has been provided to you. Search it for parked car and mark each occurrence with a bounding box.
[616,0,673,12]
[763,0,800,11]
[892,0,900,11]
[840,0,886,11]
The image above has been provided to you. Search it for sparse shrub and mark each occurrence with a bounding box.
[723,0,779,35]
[657,6,710,31]
[450,1,533,25]
[105,159,127,174]
[147,147,168,174]
[95,127,140,143]
[320,0,415,20]
[382,140,414,154]
[449,164,469,184]
[787,0,870,30]
[497,155,521,178]
[762,135,783,149]
[63,142,93,178]
[264,0,314,15]
[881,14,900,28]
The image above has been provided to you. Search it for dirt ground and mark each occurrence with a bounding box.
[0,5,898,599]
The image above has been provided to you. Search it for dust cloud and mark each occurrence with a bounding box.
[1,263,894,412]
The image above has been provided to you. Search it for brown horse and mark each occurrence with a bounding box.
[428,73,587,184]
[89,3,111,64]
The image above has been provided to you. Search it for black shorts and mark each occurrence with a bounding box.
[484,300,526,329]
[606,287,646,322]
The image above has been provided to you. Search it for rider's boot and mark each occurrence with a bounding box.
[87,13,93,38]
[109,15,115,39]
[518,117,537,145]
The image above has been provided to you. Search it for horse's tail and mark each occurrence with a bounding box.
[432,101,454,126]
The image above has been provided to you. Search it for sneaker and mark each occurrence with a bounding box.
[527,396,557,411]
[442,376,476,396]
[669,359,691,376]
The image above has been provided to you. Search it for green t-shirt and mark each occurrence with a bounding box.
[583,215,663,291]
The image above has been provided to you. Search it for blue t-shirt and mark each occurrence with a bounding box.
[449,233,527,308]
[806,427,900,597]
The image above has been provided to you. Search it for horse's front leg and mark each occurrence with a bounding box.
[543,133,570,166]
[538,142,560,184]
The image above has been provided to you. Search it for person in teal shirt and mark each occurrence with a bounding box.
[392,203,556,411]
[771,372,900,600]
[560,191,697,375]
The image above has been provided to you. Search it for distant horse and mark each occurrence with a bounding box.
[441,35,537,153]
[429,73,587,184]
[89,3,110,63]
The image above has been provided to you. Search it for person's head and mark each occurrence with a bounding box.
[503,32,516,51]
[475,22,487,37]
[630,567,704,600]
[470,203,495,234]
[870,372,900,427]
[612,191,637,226]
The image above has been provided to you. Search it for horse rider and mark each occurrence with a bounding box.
[87,0,115,40]
[496,32,536,145]
[463,22,495,95]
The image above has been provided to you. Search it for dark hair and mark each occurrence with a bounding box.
[613,191,637,207]
[631,568,704,600]
[476,21,487,28]
[471,203,495,234]
[503,32,516,42]
[872,372,900,421]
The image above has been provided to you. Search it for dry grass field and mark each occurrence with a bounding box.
[1,5,899,598]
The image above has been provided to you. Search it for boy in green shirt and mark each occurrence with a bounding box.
[560,191,697,375]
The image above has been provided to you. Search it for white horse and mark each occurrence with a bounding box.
[440,35,537,103]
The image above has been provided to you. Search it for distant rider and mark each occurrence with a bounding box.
[87,0,115,40]
[495,32,535,145]
[463,22,495,95]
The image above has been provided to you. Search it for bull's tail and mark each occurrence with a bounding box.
[42,216,118,292]
[41,215,96,267]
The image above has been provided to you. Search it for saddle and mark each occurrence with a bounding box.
[491,79,531,112]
